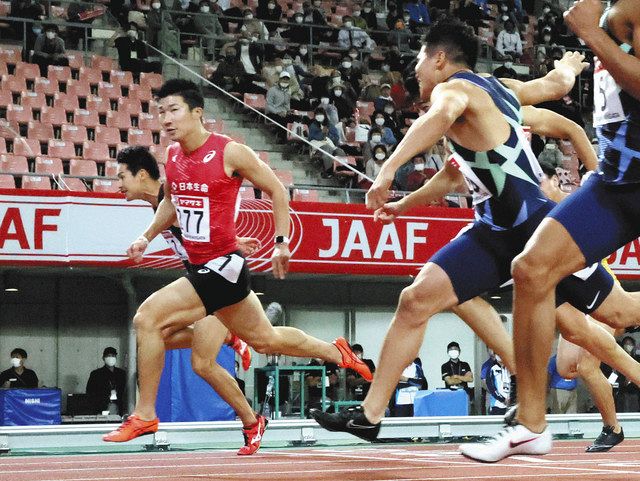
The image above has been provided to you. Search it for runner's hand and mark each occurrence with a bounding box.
[374,202,403,224]
[271,244,290,279]
[237,237,261,256]
[127,236,149,263]
[564,0,603,41]
[553,51,589,76]
[366,171,394,210]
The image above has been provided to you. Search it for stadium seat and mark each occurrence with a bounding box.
[54,92,80,112]
[98,81,120,100]
[127,128,153,147]
[257,151,270,165]
[79,66,102,85]
[95,126,121,145]
[0,63,6,77]
[0,120,20,139]
[0,90,12,107]
[48,139,77,159]
[0,137,5,153]
[47,65,72,83]
[73,108,99,128]
[35,156,63,175]
[66,79,91,99]
[12,138,41,157]
[106,110,132,130]
[28,121,55,142]
[0,173,16,188]
[0,46,21,64]
[91,55,117,73]
[6,104,33,124]
[69,158,97,177]
[109,70,134,89]
[140,72,163,91]
[104,160,118,177]
[14,62,39,81]
[138,112,161,131]
[21,91,47,110]
[83,141,111,163]
[117,98,142,116]
[60,176,88,191]
[40,106,67,126]
[149,144,166,164]
[65,50,85,70]
[128,84,153,103]
[61,124,88,144]
[85,95,110,115]
[93,178,119,193]
[0,154,29,173]
[229,132,246,144]
[286,122,308,142]
[243,93,266,112]
[292,188,319,202]
[34,77,59,96]
[273,169,293,187]
[21,175,51,190]
[202,118,221,133]
[238,185,256,199]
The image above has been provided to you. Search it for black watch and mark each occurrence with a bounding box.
[275,235,290,245]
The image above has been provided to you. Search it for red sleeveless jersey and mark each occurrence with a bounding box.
[164,133,241,264]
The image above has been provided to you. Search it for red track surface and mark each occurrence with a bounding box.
[2,441,640,481]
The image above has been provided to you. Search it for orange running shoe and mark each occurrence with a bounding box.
[238,414,268,455]
[334,337,373,381]
[229,334,252,371]
[103,414,159,442]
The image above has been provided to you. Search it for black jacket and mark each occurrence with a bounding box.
[0,367,39,388]
[86,365,127,414]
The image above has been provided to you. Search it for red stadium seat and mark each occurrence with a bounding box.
[238,185,256,199]
[79,66,102,85]
[257,151,270,166]
[273,169,293,187]
[117,98,143,117]
[61,124,88,144]
[0,90,12,107]
[95,126,121,145]
[73,108,99,128]
[14,62,39,81]
[54,92,80,112]
[93,178,119,193]
[203,118,222,133]
[128,84,153,103]
[83,141,111,162]
[20,91,47,110]
[47,65,72,83]
[286,122,308,142]
[292,188,319,202]
[60,176,88,191]
[0,46,22,64]
[0,154,29,173]
[6,104,33,124]
[66,79,91,99]
[243,93,266,112]
[85,95,110,115]
[106,110,132,130]
[158,163,165,179]
[12,138,41,157]
[0,173,16,188]
[140,72,163,91]
[138,112,161,131]
[65,50,85,70]
[48,139,77,159]
[109,69,134,88]
[35,156,63,175]
[0,137,5,153]
[28,121,55,142]
[33,77,59,96]
[40,106,67,126]
[104,160,118,177]
[98,81,120,100]
[21,175,51,190]
[149,144,166,164]
[91,55,117,73]
[69,158,98,176]
[127,128,153,147]
[0,62,7,77]
[0,120,20,139]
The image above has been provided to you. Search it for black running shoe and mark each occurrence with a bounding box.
[503,403,518,426]
[310,406,381,442]
[586,425,624,452]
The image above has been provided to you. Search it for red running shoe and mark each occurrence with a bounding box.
[103,414,159,442]
[334,337,373,381]
[238,414,268,455]
[228,334,252,371]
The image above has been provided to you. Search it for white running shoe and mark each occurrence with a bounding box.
[459,424,552,463]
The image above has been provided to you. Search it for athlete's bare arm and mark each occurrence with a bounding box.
[374,160,464,224]
[501,51,589,106]
[224,141,291,279]
[366,83,469,210]
[521,105,598,171]
[565,0,640,101]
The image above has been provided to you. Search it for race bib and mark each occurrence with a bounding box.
[203,252,244,284]
[161,230,189,261]
[173,195,210,243]
[593,59,625,127]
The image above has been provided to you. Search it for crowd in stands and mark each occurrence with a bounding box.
[1,0,596,201]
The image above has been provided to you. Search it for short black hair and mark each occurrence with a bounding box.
[351,343,363,353]
[447,341,460,351]
[539,161,556,179]
[103,347,117,357]
[157,78,204,110]
[425,16,478,70]
[11,348,27,358]
[117,146,160,180]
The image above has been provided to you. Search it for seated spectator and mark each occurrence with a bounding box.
[10,0,45,43]
[405,156,429,191]
[371,111,397,146]
[0,348,39,388]
[172,0,199,34]
[86,347,127,415]
[241,7,268,40]
[361,1,377,29]
[347,46,368,74]
[365,144,388,184]
[236,33,265,90]
[32,24,69,77]
[266,71,293,134]
[339,56,363,97]
[374,84,394,112]
[146,1,181,58]
[307,0,329,30]
[538,140,563,168]
[194,0,226,60]
[496,1,519,31]
[210,46,245,91]
[493,54,517,79]
[306,358,338,413]
[456,0,491,32]
[257,0,282,32]
[386,2,401,30]
[315,95,340,128]
[388,18,414,53]
[346,344,376,401]
[351,4,367,30]
[381,101,402,138]
[209,0,224,15]
[362,127,385,163]
[309,107,346,178]
[281,11,312,48]
[337,16,375,51]
[114,23,162,77]
[495,19,522,60]
[329,83,355,122]
[404,0,430,27]
[221,0,247,33]
[399,357,427,390]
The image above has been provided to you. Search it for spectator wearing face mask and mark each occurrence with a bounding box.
[266,71,293,137]
[370,108,398,145]
[364,144,388,186]
[211,46,245,91]
[146,1,181,58]
[337,15,375,50]
[329,83,355,122]
[280,11,312,47]
[31,24,69,77]
[193,0,226,60]
[358,1,376,29]
[240,7,268,40]
[495,19,522,59]
[114,23,161,77]
[493,54,518,79]
[313,95,339,127]
[350,5,367,29]
[0,348,39,389]
[86,347,127,415]
[496,1,519,31]
[221,0,248,32]
[362,126,387,163]
[339,55,363,96]
[441,341,473,397]
[257,0,282,32]
[388,18,414,52]
[309,107,346,178]
[405,156,430,191]
[537,139,563,168]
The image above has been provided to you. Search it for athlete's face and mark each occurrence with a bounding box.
[539,173,559,199]
[117,163,144,201]
[158,95,202,142]
[415,46,442,100]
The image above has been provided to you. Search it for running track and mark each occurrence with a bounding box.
[3,441,640,481]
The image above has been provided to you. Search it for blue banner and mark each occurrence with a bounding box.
[156,347,236,422]
[0,388,62,426]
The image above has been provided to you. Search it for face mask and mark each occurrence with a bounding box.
[313,0,321,5]
[504,61,513,69]
[543,7,550,13]
[384,107,394,114]
[268,3,275,9]
[280,81,290,88]
[371,135,382,143]
[320,97,329,105]
[128,30,138,39]
[545,143,556,150]
[349,52,357,59]
[200,6,209,12]
[364,7,371,12]
[245,14,253,20]
[403,15,410,21]
[501,5,508,11]
[543,35,551,43]
[32,27,42,34]
[353,10,361,16]
[333,89,342,96]
[448,350,460,360]
[344,21,353,28]
[295,16,303,23]
[275,65,283,72]
[11,357,21,368]
[375,152,386,160]
[152,2,161,8]
[374,118,385,126]
[299,48,307,55]
[104,356,117,367]
[381,64,390,72]
[624,344,634,354]
[283,59,292,66]
[342,61,352,69]
[415,163,424,170]
[46,31,56,40]
[315,114,325,122]
[252,36,259,42]
[502,15,510,22]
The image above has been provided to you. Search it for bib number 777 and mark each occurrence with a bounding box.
[173,195,210,242]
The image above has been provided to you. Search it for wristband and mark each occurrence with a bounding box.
[274,235,290,245]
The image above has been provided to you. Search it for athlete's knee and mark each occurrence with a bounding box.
[246,330,278,354]
[512,249,552,290]
[133,304,160,333]
[396,284,440,328]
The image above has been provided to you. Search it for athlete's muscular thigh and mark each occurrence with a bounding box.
[136,277,207,332]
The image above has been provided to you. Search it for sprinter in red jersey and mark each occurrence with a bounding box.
[104,79,372,452]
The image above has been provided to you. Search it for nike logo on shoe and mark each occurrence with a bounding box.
[509,437,539,448]
[346,419,377,430]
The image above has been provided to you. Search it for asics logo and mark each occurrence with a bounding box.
[251,432,262,444]
[203,151,216,163]
[198,268,210,274]
[509,437,538,449]
[346,420,376,430]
